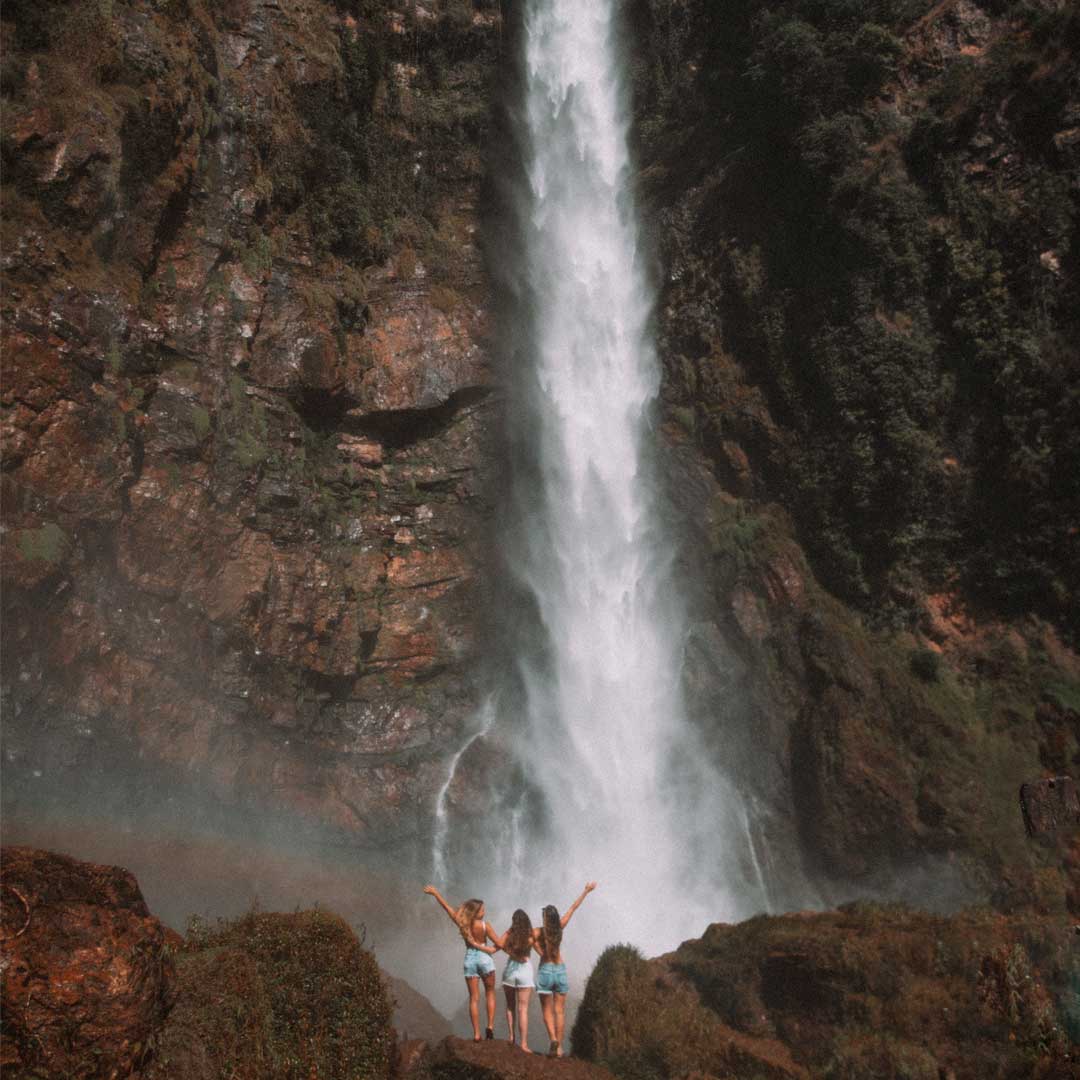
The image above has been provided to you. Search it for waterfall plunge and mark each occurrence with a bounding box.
[435,0,768,964]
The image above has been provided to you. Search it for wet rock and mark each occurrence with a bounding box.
[356,287,490,413]
[577,908,1075,1080]
[1,0,501,848]
[410,1036,620,1080]
[0,846,175,1078]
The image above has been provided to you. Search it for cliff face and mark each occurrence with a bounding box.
[1,0,500,843]
[2,0,1078,913]
[635,0,1080,909]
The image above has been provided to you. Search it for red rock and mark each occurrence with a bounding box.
[583,908,1075,1080]
[412,1037,620,1080]
[0,847,175,1078]
[339,433,385,466]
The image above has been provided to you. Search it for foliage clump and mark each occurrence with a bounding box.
[636,0,1080,637]
[146,909,394,1080]
[908,647,941,683]
[16,522,70,564]
[571,945,747,1080]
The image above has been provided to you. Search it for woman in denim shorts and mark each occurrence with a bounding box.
[534,881,597,1056]
[489,909,536,1050]
[424,885,500,1040]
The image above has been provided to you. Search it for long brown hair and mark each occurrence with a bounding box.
[505,909,533,962]
[540,905,562,955]
[455,898,484,945]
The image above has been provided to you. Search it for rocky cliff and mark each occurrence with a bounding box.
[2,0,500,847]
[573,907,1078,1079]
[2,0,1079,913]
[633,0,1080,909]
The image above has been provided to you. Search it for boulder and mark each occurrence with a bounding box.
[144,908,394,1080]
[0,846,176,1078]
[573,906,1077,1080]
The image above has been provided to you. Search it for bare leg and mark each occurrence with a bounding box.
[554,993,567,1055]
[466,977,481,1041]
[504,986,516,1042]
[483,971,497,1036]
[540,994,556,1047]
[517,987,533,1052]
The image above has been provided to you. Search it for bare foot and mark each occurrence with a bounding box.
[521,1047,533,1054]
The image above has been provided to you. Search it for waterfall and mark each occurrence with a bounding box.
[437,0,769,965]
[500,0,768,951]
[432,697,496,886]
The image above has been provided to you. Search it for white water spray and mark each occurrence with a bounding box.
[472,0,770,958]
[432,698,496,886]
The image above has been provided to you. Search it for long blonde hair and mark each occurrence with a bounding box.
[455,898,484,945]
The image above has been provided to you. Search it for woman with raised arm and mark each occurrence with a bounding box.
[485,908,536,1051]
[423,885,500,1041]
[534,881,597,1057]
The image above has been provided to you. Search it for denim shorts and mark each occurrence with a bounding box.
[464,947,495,978]
[502,958,535,988]
[537,961,569,995]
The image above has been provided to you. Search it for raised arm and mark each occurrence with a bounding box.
[561,881,597,929]
[423,884,459,924]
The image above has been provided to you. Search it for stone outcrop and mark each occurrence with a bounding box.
[639,0,1080,910]
[405,1036,620,1080]
[384,971,454,1045]
[573,906,1078,1080]
[0,846,176,1078]
[1,1,499,845]
[0,845,410,1079]
[144,906,394,1080]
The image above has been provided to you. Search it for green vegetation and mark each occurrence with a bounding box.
[639,1,1080,637]
[105,341,123,376]
[262,1,497,270]
[191,404,212,442]
[908,647,941,683]
[571,943,801,1080]
[573,944,699,1079]
[1043,677,1080,715]
[240,232,274,279]
[146,909,393,1080]
[16,521,69,564]
[226,379,269,469]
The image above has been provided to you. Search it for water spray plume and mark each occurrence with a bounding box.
[436,0,770,972]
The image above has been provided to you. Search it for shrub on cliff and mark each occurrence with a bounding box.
[570,945,771,1080]
[146,909,394,1080]
[638,0,1080,636]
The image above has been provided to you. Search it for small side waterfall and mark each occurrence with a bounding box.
[432,698,496,885]
[435,0,770,961]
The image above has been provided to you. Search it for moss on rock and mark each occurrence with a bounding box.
[145,909,394,1080]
